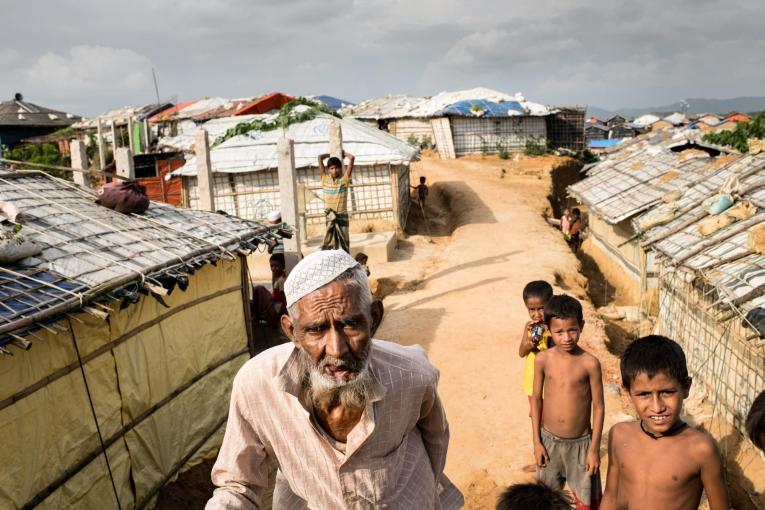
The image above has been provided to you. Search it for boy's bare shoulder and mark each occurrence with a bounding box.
[610,420,640,441]
[682,427,720,459]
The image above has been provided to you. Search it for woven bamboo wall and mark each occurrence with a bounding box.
[450,116,547,156]
[655,270,765,433]
[185,164,408,228]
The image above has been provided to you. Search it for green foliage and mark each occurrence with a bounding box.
[702,112,765,152]
[406,134,420,147]
[480,137,489,157]
[1,142,71,178]
[524,137,550,157]
[496,142,509,160]
[213,97,341,147]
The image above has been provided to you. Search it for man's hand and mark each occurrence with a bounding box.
[585,446,600,475]
[534,442,549,468]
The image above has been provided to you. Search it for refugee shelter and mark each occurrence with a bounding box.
[634,151,765,471]
[172,112,419,232]
[73,103,173,155]
[340,95,429,141]
[568,135,729,303]
[0,94,80,149]
[0,170,280,509]
[149,93,293,139]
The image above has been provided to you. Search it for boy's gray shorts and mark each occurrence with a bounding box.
[537,428,602,508]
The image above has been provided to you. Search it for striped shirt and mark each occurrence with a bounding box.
[206,340,464,509]
[321,173,350,213]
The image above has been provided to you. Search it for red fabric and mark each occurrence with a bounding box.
[573,490,600,510]
[98,181,150,214]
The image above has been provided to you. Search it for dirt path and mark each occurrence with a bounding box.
[158,154,631,509]
[374,155,628,508]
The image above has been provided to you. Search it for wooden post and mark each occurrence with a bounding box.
[110,120,118,154]
[195,129,215,212]
[127,116,135,154]
[70,140,93,189]
[143,118,151,152]
[115,148,135,179]
[278,137,302,272]
[96,117,106,170]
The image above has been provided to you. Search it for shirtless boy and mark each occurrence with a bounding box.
[532,295,604,510]
[601,335,729,510]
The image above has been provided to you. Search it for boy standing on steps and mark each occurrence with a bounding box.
[532,295,604,510]
[318,150,354,252]
[601,335,729,510]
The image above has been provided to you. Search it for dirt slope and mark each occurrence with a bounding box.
[375,155,626,508]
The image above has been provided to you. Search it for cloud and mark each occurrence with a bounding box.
[1,0,764,113]
[25,46,153,94]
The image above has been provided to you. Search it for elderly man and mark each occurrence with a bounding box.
[207,250,463,509]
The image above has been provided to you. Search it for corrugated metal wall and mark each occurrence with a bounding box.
[450,116,547,156]
[185,164,407,228]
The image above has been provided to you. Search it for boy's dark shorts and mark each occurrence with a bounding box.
[537,428,601,510]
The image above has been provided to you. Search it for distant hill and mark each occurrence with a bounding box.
[587,96,765,120]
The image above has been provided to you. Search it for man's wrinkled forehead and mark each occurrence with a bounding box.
[298,281,361,316]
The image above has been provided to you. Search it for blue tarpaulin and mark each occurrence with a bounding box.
[312,95,354,111]
[588,138,623,149]
[434,99,526,117]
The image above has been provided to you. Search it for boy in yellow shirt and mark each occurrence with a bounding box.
[518,281,554,414]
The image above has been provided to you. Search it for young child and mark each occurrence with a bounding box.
[497,481,573,510]
[519,281,554,415]
[747,390,765,452]
[412,176,429,213]
[567,208,582,253]
[601,335,729,510]
[531,295,604,510]
[355,252,371,276]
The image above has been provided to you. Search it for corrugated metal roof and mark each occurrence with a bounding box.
[1,99,81,127]
[172,113,418,176]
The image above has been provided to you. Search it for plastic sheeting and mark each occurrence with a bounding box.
[0,258,249,509]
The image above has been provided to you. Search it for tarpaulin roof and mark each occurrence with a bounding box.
[157,114,266,153]
[172,113,418,176]
[310,95,354,111]
[73,103,173,129]
[342,87,551,120]
[635,152,765,308]
[588,138,623,149]
[434,99,527,117]
[569,135,726,223]
[0,170,278,345]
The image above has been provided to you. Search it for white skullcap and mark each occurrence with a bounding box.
[266,210,282,223]
[285,250,359,307]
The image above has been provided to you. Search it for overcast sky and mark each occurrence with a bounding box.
[2,0,763,116]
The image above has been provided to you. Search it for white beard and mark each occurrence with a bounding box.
[298,346,374,411]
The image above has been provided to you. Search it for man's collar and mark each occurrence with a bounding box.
[275,343,387,404]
